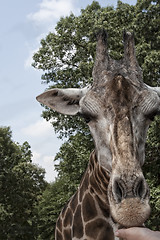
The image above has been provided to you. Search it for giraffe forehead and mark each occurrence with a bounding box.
[84,75,140,116]
[87,75,159,120]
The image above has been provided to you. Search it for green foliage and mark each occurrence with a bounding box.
[38,178,71,240]
[145,117,160,230]
[33,0,160,236]
[55,132,93,182]
[0,127,47,239]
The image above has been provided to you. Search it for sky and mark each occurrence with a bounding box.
[0,0,137,182]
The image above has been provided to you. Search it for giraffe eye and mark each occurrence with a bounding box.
[83,114,92,123]
[78,112,92,123]
[146,110,157,121]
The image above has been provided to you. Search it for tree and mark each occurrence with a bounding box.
[0,127,47,239]
[55,132,93,183]
[38,178,70,240]
[144,117,160,230]
[33,0,160,232]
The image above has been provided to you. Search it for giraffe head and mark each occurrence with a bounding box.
[37,30,160,227]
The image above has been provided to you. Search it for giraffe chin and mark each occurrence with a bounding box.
[110,198,151,228]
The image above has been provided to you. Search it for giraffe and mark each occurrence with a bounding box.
[37,30,160,240]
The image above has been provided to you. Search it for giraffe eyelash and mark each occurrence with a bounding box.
[78,112,94,123]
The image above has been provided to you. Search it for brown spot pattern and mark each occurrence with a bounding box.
[56,229,63,240]
[90,174,103,195]
[95,195,110,218]
[82,193,97,222]
[56,217,62,232]
[63,229,71,239]
[79,171,89,202]
[73,205,83,238]
[85,218,113,239]
[64,208,72,227]
[70,192,78,213]
[61,203,68,218]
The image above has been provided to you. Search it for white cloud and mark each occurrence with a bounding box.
[32,151,41,163]
[32,150,58,182]
[43,155,54,163]
[24,33,47,69]
[22,119,54,138]
[24,49,35,69]
[21,119,62,182]
[28,0,78,26]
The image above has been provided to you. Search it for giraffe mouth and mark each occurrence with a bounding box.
[109,197,151,227]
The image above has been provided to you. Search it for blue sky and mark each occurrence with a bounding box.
[0,0,137,182]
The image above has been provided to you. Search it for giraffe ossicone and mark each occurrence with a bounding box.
[37,30,160,240]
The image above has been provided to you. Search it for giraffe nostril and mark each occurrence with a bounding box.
[113,179,125,203]
[136,180,144,198]
[134,178,148,199]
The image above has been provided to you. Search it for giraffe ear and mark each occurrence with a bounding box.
[146,85,160,97]
[36,86,90,115]
[145,84,160,113]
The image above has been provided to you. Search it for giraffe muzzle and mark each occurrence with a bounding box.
[108,174,151,227]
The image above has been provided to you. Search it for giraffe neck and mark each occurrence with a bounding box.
[79,151,110,205]
[56,151,119,240]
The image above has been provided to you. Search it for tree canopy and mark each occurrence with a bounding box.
[0,127,47,239]
[33,0,160,237]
